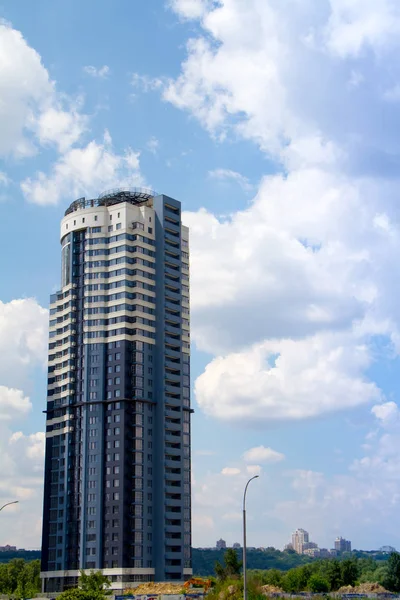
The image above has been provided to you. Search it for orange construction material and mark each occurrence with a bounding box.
[183,578,212,592]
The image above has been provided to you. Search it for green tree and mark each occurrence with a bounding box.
[322,559,343,591]
[308,574,330,593]
[79,570,111,595]
[385,552,400,592]
[282,568,303,593]
[341,558,359,587]
[214,549,242,581]
[259,568,283,587]
[58,589,98,600]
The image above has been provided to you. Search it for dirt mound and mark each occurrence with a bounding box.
[219,584,240,600]
[125,583,184,595]
[261,585,284,594]
[338,583,389,594]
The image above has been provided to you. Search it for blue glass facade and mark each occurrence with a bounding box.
[41,191,191,592]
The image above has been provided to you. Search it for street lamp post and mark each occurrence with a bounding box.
[0,501,18,513]
[243,476,259,600]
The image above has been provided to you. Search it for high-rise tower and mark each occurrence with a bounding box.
[41,189,192,592]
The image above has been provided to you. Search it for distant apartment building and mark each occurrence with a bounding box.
[292,529,309,554]
[216,539,227,551]
[232,543,241,549]
[302,542,318,551]
[334,537,351,552]
[0,545,17,552]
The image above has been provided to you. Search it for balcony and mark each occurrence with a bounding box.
[165,323,181,336]
[165,231,180,245]
[165,459,181,470]
[165,347,181,359]
[165,371,181,384]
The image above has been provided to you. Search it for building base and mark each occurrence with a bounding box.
[40,568,193,593]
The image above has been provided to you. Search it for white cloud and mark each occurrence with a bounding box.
[166,0,400,429]
[21,131,145,205]
[83,65,110,78]
[169,0,212,20]
[0,298,48,390]
[243,446,285,464]
[325,0,400,58]
[146,136,160,154]
[165,0,400,171]
[131,73,163,92]
[0,21,86,157]
[195,331,381,424]
[221,467,241,476]
[208,168,253,191]
[0,387,31,421]
[32,101,87,153]
[246,465,262,476]
[0,172,10,186]
[9,431,45,465]
[0,427,45,548]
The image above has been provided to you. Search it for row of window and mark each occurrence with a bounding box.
[85,303,154,316]
[86,233,155,246]
[87,244,155,258]
[85,278,155,292]
[86,316,154,328]
[86,267,154,280]
[85,327,155,340]
[85,290,155,304]
[87,256,154,269]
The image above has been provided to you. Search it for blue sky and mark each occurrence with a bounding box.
[2,0,400,553]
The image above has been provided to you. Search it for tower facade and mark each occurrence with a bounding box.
[41,190,192,592]
[291,529,309,554]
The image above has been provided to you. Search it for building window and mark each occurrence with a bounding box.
[108,225,113,232]
[116,223,121,230]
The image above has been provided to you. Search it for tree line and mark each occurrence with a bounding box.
[213,548,400,593]
[0,558,41,599]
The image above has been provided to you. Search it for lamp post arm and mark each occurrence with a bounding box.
[0,501,18,513]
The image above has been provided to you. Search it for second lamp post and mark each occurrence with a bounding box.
[243,475,259,600]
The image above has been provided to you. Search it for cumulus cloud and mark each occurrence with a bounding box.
[196,331,381,424]
[0,21,86,157]
[0,387,31,421]
[243,446,285,464]
[169,0,212,20]
[0,298,48,390]
[0,427,45,547]
[166,0,400,173]
[164,0,400,429]
[83,65,110,78]
[21,131,145,205]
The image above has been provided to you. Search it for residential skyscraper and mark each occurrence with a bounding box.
[41,189,192,592]
[334,537,351,552]
[291,529,309,554]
